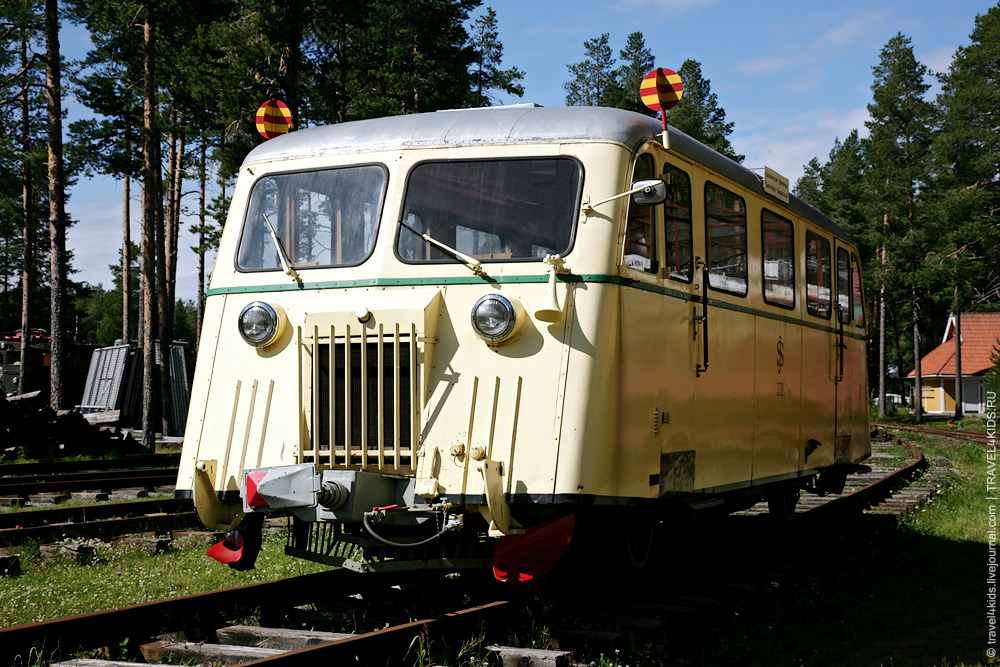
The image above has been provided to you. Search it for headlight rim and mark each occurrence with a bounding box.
[238,301,281,348]
[471,294,519,344]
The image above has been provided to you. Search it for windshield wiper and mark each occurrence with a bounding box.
[400,221,485,277]
[261,213,302,283]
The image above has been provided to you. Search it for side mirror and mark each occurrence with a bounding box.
[630,179,667,206]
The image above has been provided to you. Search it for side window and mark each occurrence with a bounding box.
[805,230,831,319]
[663,164,692,282]
[762,209,794,309]
[623,153,657,274]
[851,252,865,327]
[705,182,747,295]
[836,247,851,321]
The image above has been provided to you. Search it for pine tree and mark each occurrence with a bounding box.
[608,31,654,115]
[665,59,743,162]
[793,157,826,208]
[865,34,936,422]
[933,4,1000,310]
[467,7,523,106]
[563,33,618,107]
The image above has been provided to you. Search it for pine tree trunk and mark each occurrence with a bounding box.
[168,133,183,309]
[45,0,67,410]
[196,141,206,340]
[122,174,131,344]
[141,7,159,452]
[19,29,33,396]
[954,304,963,419]
[912,287,923,424]
[157,127,174,437]
[877,233,888,418]
[878,287,886,418]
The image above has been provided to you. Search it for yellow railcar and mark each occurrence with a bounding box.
[176,106,869,576]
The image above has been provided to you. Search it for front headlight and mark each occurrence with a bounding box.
[238,301,282,347]
[471,294,522,344]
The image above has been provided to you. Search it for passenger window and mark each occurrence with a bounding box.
[396,158,580,263]
[663,164,692,283]
[238,165,387,271]
[805,231,831,319]
[851,252,865,327]
[705,182,747,295]
[762,209,794,309]
[836,247,851,321]
[623,153,658,274]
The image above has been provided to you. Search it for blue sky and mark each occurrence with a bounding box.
[62,0,995,302]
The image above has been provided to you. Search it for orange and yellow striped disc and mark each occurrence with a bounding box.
[640,68,683,112]
[255,99,293,139]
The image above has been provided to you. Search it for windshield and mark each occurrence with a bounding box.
[396,158,581,264]
[237,165,387,271]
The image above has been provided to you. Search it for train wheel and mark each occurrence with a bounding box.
[767,487,800,522]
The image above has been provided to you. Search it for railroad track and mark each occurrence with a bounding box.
[0,455,180,478]
[735,435,939,521]
[0,498,199,546]
[0,437,948,666]
[872,421,991,444]
[0,468,178,498]
[0,569,511,667]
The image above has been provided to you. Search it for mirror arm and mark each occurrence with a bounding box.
[581,182,658,214]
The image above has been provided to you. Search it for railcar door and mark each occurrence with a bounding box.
[801,230,836,470]
[689,179,755,490]
[834,245,868,464]
[619,148,700,498]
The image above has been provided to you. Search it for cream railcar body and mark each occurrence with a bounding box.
[177,106,870,574]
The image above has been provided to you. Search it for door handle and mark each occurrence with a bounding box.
[693,258,709,377]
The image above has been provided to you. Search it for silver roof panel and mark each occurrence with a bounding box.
[242,106,851,243]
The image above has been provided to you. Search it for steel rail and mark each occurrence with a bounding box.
[0,469,178,496]
[217,600,511,666]
[0,498,192,529]
[0,454,180,478]
[800,437,926,520]
[0,511,201,546]
[0,569,447,665]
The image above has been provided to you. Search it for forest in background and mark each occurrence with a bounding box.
[1,0,998,444]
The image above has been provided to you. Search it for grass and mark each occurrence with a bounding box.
[0,529,326,628]
[874,406,991,433]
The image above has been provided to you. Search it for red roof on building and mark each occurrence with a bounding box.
[908,312,1000,377]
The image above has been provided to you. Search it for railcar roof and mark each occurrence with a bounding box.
[243,105,852,243]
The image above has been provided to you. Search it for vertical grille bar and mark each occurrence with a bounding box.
[377,324,385,469]
[344,324,352,464]
[360,328,368,468]
[411,323,419,468]
[297,327,304,461]
[332,324,347,468]
[311,325,319,464]
[393,323,401,471]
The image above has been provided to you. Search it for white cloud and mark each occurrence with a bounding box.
[814,10,889,51]
[920,44,956,75]
[608,0,715,16]
[732,105,871,185]
[733,55,799,75]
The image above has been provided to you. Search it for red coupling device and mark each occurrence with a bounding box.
[207,530,245,564]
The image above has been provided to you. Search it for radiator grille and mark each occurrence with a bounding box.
[300,323,418,472]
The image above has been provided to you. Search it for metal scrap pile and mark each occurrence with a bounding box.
[0,392,147,461]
